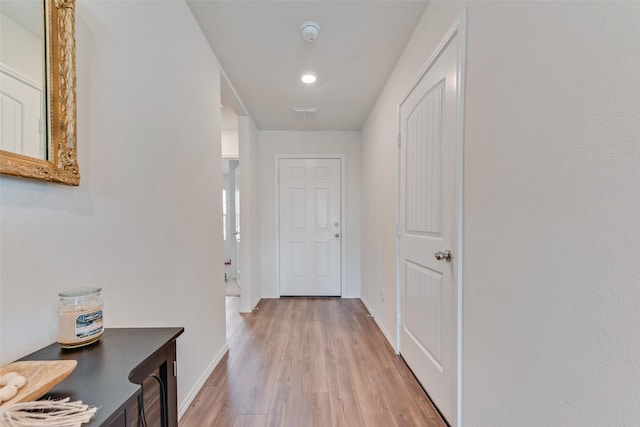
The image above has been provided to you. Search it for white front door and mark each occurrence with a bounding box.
[279,158,341,296]
[399,25,463,425]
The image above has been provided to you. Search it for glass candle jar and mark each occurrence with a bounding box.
[57,287,104,348]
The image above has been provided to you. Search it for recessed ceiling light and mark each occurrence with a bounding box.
[300,72,317,85]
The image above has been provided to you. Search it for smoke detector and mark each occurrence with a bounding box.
[300,21,320,42]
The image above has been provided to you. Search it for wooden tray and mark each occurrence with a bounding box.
[0,360,77,406]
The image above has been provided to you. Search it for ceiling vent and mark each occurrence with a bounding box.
[292,108,318,119]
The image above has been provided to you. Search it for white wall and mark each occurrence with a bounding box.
[221,130,239,158]
[258,131,361,299]
[238,116,261,311]
[361,1,640,425]
[0,0,227,416]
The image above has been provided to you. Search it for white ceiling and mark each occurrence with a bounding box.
[187,1,428,131]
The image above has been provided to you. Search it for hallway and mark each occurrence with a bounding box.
[180,298,446,426]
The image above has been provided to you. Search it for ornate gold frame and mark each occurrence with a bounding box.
[0,0,79,186]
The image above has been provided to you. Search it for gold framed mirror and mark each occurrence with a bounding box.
[0,0,79,186]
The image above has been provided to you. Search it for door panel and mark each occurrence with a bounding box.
[405,261,443,369]
[290,242,306,277]
[279,158,341,296]
[314,189,329,229]
[290,188,306,229]
[314,242,330,277]
[406,82,444,235]
[399,32,461,425]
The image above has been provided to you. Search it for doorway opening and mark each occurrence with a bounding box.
[221,101,240,301]
[220,68,254,317]
[222,158,240,297]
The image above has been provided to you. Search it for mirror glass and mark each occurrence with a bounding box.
[0,0,48,160]
[0,0,79,186]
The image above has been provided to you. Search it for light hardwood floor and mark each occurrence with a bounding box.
[180,297,446,427]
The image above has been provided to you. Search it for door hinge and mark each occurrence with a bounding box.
[173,361,178,377]
[397,133,401,148]
[396,224,401,238]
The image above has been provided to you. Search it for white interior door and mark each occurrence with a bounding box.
[399,28,463,425]
[279,158,341,296]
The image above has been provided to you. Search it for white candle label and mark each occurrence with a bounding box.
[75,309,103,339]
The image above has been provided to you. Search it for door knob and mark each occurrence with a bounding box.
[434,250,452,262]
[335,233,340,238]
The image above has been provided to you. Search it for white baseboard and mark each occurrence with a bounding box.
[178,343,229,420]
[360,297,397,352]
[240,297,263,313]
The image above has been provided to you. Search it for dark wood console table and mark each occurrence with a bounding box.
[19,327,184,426]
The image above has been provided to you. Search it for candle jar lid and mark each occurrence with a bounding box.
[58,287,102,299]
